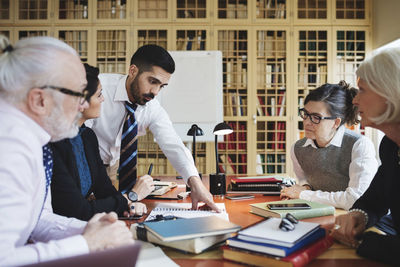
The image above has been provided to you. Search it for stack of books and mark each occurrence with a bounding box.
[227,176,295,195]
[131,216,241,254]
[223,218,334,267]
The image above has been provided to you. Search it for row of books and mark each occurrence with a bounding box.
[218,31,247,57]
[59,31,88,57]
[218,122,246,151]
[59,0,88,19]
[256,154,286,174]
[257,31,286,57]
[298,60,327,88]
[97,62,125,74]
[223,3,247,19]
[97,0,126,19]
[256,91,286,116]
[219,154,247,175]
[176,31,206,51]
[225,59,248,87]
[256,0,286,19]
[224,92,247,116]
[97,30,126,57]
[256,60,286,88]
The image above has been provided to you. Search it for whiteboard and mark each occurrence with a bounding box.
[157,51,223,142]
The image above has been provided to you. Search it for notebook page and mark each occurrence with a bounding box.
[145,203,229,221]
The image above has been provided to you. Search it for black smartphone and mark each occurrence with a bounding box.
[267,203,311,210]
[226,194,255,200]
[118,214,144,220]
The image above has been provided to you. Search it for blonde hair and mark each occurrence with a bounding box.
[356,47,400,124]
[0,35,78,104]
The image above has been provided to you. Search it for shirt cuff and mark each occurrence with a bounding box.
[299,190,313,201]
[54,235,89,258]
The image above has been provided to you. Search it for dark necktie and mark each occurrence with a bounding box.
[118,101,138,193]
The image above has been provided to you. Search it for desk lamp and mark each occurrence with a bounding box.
[186,124,204,191]
[209,122,233,195]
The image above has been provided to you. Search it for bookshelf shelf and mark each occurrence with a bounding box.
[1,0,372,177]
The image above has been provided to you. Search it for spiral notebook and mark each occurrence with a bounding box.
[145,203,229,221]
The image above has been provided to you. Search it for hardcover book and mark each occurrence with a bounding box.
[222,235,334,267]
[131,223,231,254]
[227,227,326,257]
[250,199,335,220]
[142,216,241,242]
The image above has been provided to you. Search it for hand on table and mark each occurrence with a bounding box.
[132,175,154,201]
[280,184,309,199]
[331,212,366,248]
[187,176,220,213]
[123,202,147,217]
[83,212,133,251]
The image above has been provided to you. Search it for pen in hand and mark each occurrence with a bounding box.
[148,163,153,175]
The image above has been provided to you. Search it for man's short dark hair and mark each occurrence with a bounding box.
[130,44,175,74]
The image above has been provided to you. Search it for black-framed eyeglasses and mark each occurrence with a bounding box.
[279,213,299,231]
[39,85,88,105]
[298,108,336,124]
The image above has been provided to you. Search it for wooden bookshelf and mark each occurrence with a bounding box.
[1,0,372,177]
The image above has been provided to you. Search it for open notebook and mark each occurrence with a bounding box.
[145,203,229,221]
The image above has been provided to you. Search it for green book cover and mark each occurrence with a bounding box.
[250,199,335,220]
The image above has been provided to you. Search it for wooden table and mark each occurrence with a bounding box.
[131,176,387,267]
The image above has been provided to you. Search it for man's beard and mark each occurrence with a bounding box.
[43,104,81,142]
[129,76,154,105]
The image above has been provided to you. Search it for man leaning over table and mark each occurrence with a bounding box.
[0,35,133,266]
[87,44,219,212]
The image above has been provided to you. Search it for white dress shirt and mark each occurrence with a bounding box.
[0,99,88,266]
[291,126,378,210]
[87,73,198,183]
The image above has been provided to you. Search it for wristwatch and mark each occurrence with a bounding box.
[127,191,138,202]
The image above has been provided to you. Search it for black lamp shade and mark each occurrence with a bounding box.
[187,124,204,136]
[213,122,233,136]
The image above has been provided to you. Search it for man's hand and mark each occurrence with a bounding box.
[188,176,220,212]
[132,175,154,201]
[280,184,308,199]
[124,202,147,217]
[83,212,134,251]
[331,212,366,248]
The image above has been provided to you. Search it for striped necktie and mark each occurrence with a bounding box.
[118,101,138,193]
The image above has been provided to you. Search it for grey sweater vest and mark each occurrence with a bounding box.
[294,129,361,192]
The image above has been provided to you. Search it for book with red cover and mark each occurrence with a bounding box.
[229,176,281,193]
[231,177,280,184]
[222,235,334,267]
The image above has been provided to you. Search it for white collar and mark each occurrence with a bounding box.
[114,75,130,103]
[302,125,345,149]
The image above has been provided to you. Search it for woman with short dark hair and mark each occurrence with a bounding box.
[280,81,378,210]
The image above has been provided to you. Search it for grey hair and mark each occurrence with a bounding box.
[0,35,78,104]
[356,47,400,124]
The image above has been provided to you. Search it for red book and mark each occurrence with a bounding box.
[231,177,280,184]
[222,235,334,267]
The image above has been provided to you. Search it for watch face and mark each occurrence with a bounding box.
[128,191,138,202]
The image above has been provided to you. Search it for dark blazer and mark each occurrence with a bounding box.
[50,125,129,221]
[352,136,400,265]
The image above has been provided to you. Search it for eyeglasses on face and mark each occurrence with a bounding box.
[298,108,336,124]
[279,213,299,232]
[39,85,88,105]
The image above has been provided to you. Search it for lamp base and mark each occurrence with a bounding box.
[209,173,226,195]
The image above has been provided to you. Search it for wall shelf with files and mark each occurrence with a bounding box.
[0,0,10,21]
[0,0,372,177]
[176,0,207,20]
[57,0,89,21]
[255,0,287,20]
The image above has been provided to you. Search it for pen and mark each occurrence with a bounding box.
[148,163,153,175]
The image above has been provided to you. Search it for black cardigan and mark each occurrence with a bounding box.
[352,136,400,265]
[50,126,129,221]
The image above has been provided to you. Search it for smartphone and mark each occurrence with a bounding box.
[226,195,255,200]
[267,203,311,210]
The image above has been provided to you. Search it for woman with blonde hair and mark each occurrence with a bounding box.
[332,47,400,265]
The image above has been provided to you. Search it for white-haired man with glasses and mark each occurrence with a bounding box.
[0,35,133,266]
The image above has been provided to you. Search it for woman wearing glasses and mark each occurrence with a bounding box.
[280,81,378,210]
[332,47,400,265]
[50,63,147,221]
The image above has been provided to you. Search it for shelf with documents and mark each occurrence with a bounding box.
[0,0,372,177]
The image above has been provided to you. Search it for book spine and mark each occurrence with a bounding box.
[291,206,335,220]
[283,236,334,267]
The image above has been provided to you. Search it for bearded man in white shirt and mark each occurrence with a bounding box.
[88,44,219,211]
[0,35,133,266]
